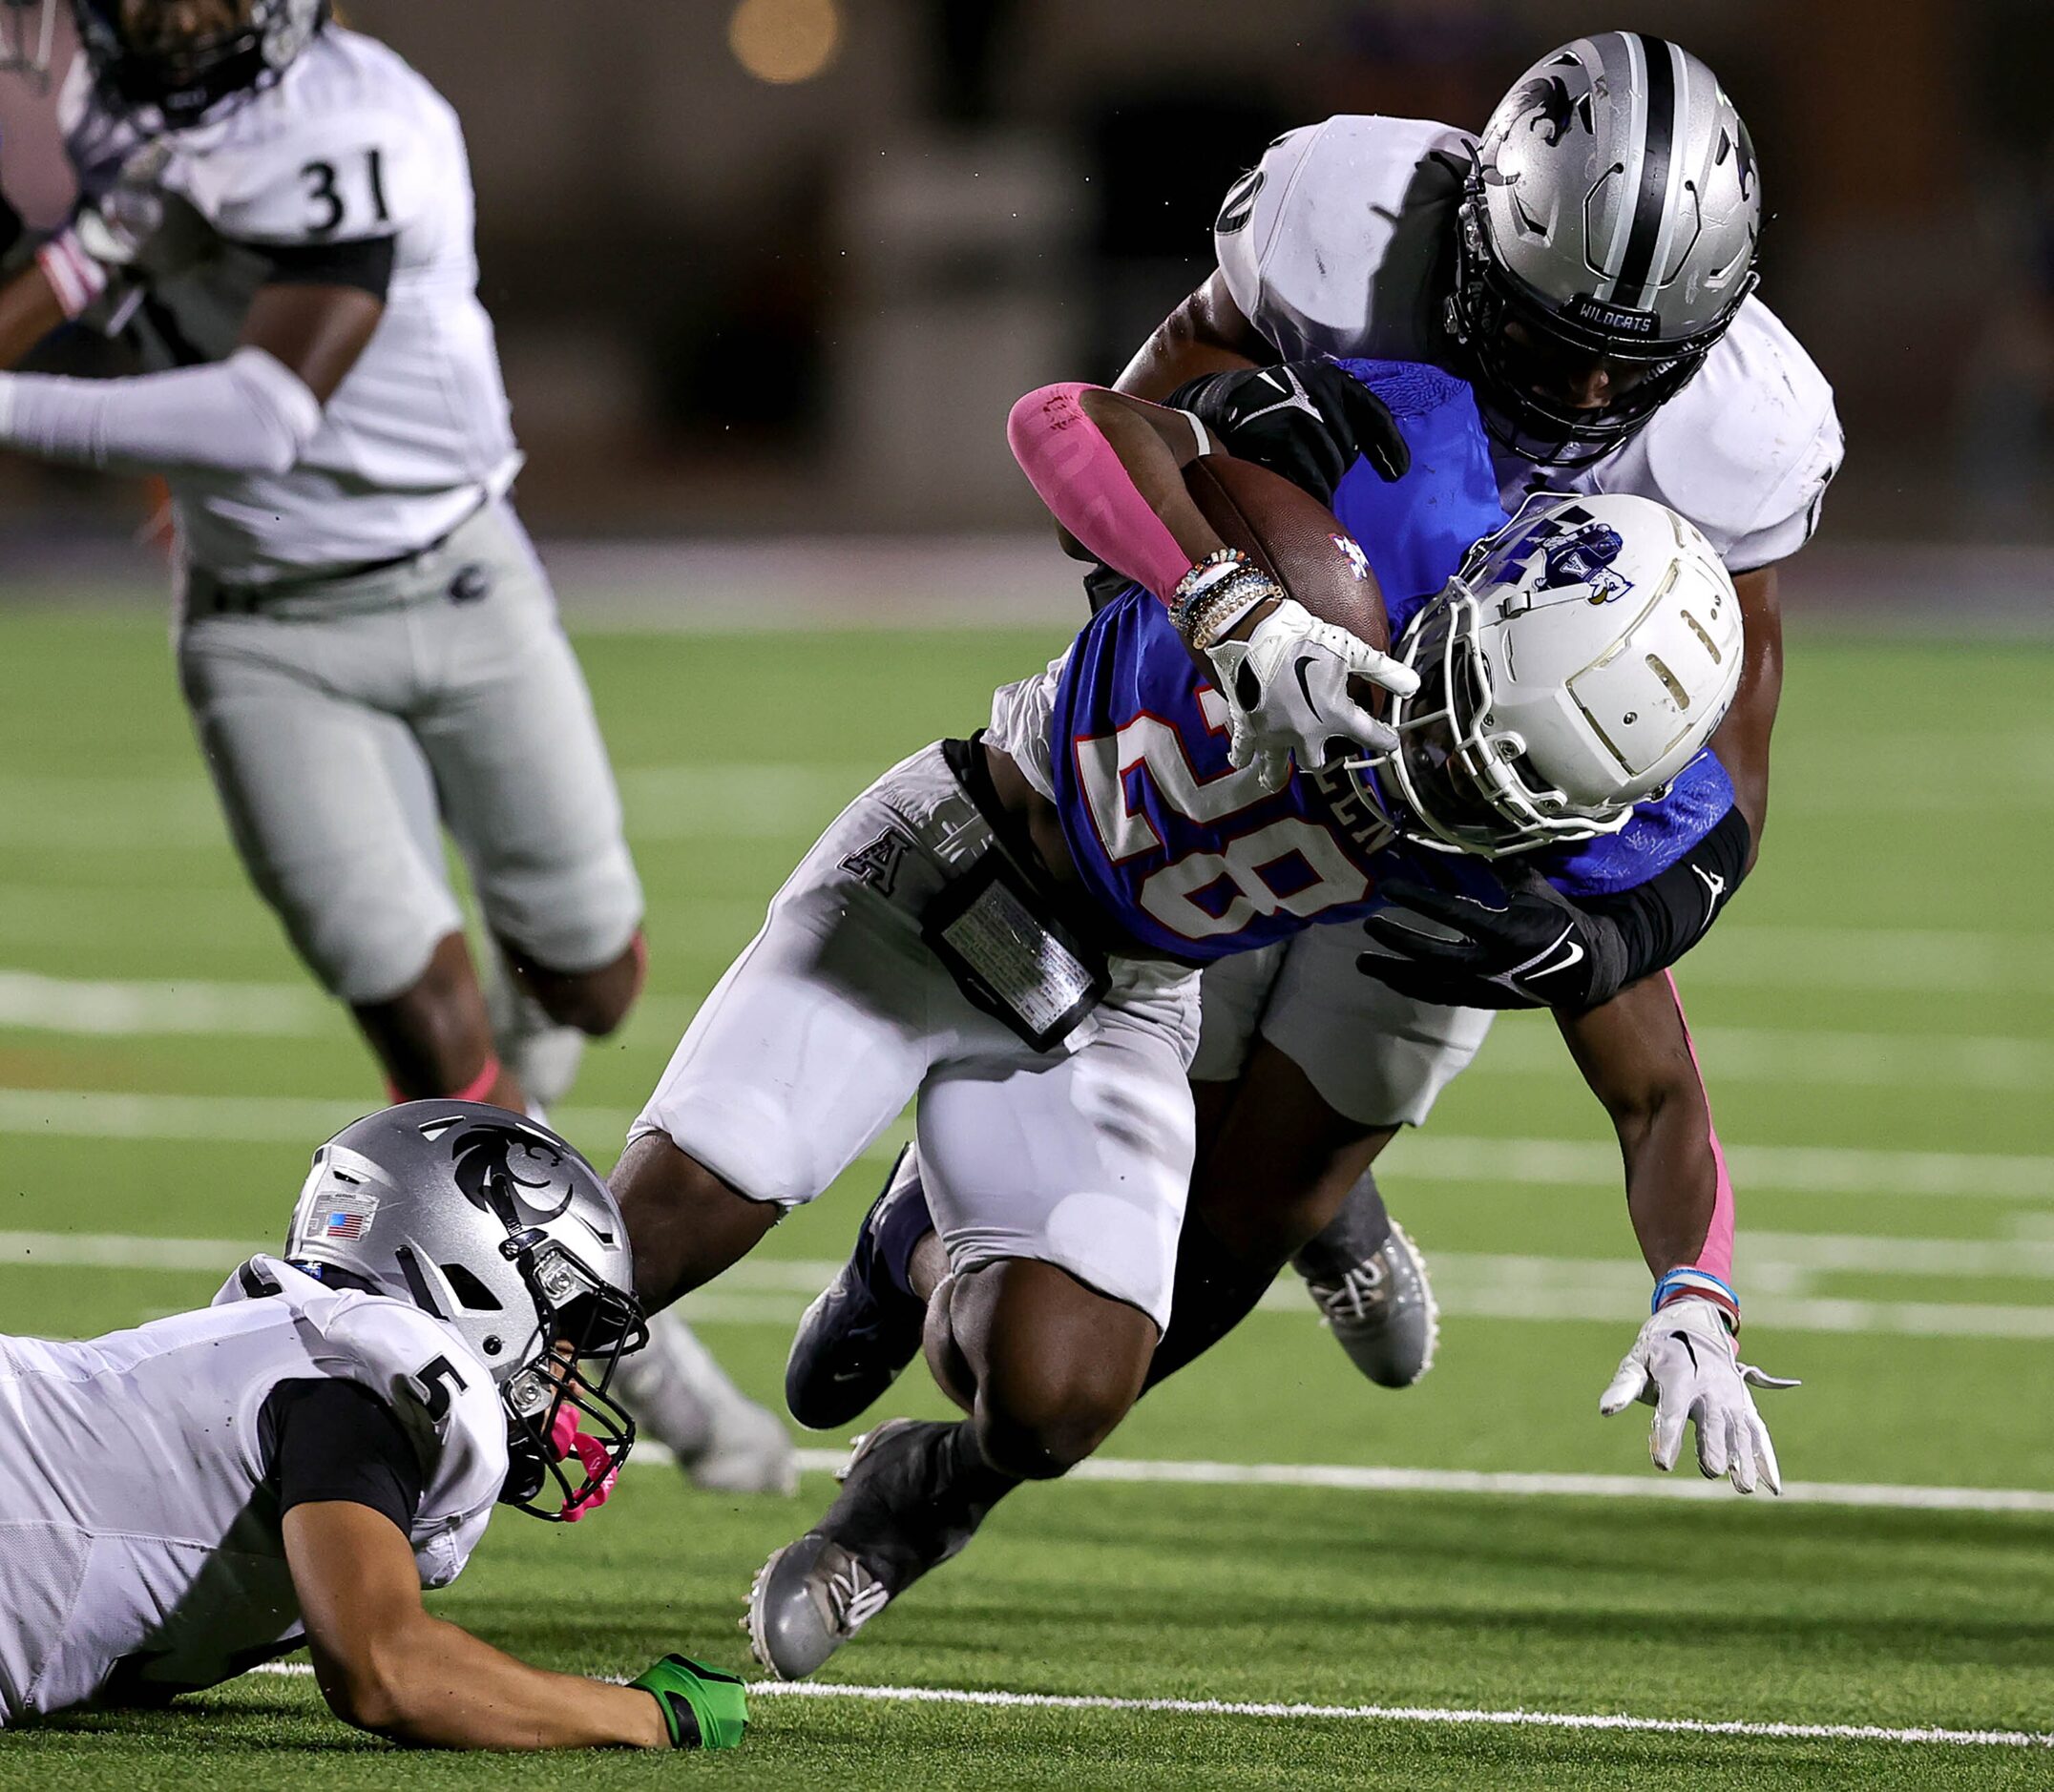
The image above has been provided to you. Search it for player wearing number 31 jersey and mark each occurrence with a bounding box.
[0,1,792,1496]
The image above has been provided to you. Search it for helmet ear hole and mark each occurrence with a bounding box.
[442,1262,505,1311]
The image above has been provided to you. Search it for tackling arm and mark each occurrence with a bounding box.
[286,1500,672,1749]
[1114,268,1274,400]
[1708,564,1780,868]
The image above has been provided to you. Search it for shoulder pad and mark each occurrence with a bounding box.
[220,1257,508,1529]
[164,37,441,245]
[1215,115,1470,362]
[1634,298,1844,571]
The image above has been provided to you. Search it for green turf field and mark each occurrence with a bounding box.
[0,610,2049,1787]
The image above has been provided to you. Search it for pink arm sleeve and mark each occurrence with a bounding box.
[1006,383,1194,601]
[1651,969,1739,1325]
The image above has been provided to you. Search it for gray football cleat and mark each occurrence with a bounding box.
[1294,1197,1440,1389]
[746,1418,985,1680]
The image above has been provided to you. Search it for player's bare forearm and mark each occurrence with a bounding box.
[0,261,64,370]
[1557,977,1719,1277]
[1113,270,1274,400]
[1708,563,1781,867]
[240,281,384,403]
[285,1502,667,1749]
[1074,387,1221,561]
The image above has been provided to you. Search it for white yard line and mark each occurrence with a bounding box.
[241,1660,2052,1747]
[0,969,327,1037]
[744,1681,2054,1748]
[1,1087,2046,1201]
[24,1230,2054,1343]
[7,967,2050,1097]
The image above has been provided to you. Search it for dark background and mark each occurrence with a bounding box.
[3,0,2053,552]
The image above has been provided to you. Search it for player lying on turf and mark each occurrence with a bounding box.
[605,374,1793,1679]
[0,1100,746,1750]
[0,0,791,1495]
[1092,31,1843,1384]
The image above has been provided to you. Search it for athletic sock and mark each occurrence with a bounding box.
[1141,1216,1291,1393]
[870,1160,936,1302]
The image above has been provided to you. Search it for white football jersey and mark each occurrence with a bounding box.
[1214,115,1845,573]
[0,1256,506,1722]
[59,27,521,582]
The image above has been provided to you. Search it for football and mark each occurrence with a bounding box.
[1183,454,1390,658]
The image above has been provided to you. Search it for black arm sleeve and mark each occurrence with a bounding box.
[260,1377,427,1537]
[246,235,397,300]
[1577,802,1752,990]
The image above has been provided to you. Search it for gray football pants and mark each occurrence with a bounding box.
[176,503,642,1006]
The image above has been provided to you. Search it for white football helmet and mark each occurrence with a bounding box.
[1367,491,1742,858]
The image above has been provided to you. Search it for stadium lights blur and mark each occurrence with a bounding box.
[728,0,842,85]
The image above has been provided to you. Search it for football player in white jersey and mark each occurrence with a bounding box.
[0,1101,748,1750]
[790,32,1843,1399]
[0,1,793,1496]
[1125,33,1845,1386]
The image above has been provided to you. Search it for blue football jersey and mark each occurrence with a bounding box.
[1042,360,1735,963]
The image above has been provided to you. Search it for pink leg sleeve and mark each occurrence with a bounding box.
[1006,383,1194,600]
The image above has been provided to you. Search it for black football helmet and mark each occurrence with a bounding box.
[70,0,327,125]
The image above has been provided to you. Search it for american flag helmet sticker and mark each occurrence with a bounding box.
[322,1194,378,1241]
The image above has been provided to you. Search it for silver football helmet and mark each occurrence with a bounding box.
[66,0,327,124]
[284,1101,649,1522]
[1362,491,1743,858]
[1446,33,1761,464]
[0,1,58,88]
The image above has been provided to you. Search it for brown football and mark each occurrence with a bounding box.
[1183,455,1390,665]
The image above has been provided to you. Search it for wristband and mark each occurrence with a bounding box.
[1653,1267,1739,1333]
[1168,550,1279,648]
[35,228,107,321]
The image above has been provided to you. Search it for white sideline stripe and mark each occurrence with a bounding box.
[239,1661,2052,1748]
[1,1088,2046,1201]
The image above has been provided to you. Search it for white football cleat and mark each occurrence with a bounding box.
[613,1309,798,1496]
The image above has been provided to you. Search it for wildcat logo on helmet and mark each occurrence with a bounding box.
[1491,505,1635,610]
[450,1119,582,1226]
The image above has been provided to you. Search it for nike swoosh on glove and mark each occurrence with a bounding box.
[1170,359,1410,503]
[1600,1296,1799,1494]
[1204,596,1418,792]
[1355,872,1630,1011]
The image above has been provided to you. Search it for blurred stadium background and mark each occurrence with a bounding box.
[6,0,2054,597]
[2,4,2051,1785]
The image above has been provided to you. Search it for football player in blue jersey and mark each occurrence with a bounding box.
[609,362,1792,1680]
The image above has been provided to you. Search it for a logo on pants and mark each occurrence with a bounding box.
[841,828,910,896]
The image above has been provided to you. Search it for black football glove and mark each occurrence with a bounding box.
[1356,870,1630,1011]
[1169,359,1409,504]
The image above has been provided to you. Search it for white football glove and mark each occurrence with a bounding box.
[1203,596,1419,793]
[1599,1295,1798,1494]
